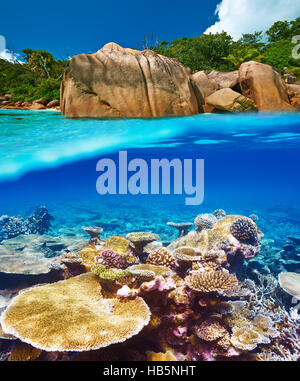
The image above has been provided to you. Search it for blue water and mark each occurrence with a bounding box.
[0,110,300,244]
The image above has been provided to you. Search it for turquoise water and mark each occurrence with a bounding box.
[0,109,300,247]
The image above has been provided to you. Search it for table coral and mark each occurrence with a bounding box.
[1,273,151,352]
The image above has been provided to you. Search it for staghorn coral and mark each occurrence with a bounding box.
[194,213,217,232]
[146,247,177,270]
[126,232,159,255]
[1,273,151,352]
[95,249,126,269]
[185,271,239,293]
[230,217,259,245]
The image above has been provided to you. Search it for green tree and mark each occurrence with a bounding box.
[262,39,300,72]
[266,20,293,42]
[222,46,265,68]
[239,31,265,50]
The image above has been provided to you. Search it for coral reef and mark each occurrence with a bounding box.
[0,209,298,362]
[0,206,53,240]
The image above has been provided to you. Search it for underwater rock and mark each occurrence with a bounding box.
[61,42,200,118]
[1,273,151,352]
[239,61,293,111]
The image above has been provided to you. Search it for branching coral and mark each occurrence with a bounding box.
[185,271,239,293]
[146,248,177,270]
[1,273,151,352]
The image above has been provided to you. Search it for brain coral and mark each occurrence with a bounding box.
[185,271,239,293]
[0,273,151,352]
[230,217,259,244]
[146,248,177,270]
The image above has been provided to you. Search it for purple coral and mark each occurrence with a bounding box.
[95,249,126,269]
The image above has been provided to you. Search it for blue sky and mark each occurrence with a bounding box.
[0,0,299,60]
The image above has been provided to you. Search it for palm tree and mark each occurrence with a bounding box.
[222,47,265,68]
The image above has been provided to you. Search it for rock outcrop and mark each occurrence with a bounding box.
[239,61,293,111]
[60,42,201,118]
[207,70,239,89]
[205,88,256,112]
[191,71,219,98]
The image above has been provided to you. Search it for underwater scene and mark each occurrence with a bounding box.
[0,109,299,362]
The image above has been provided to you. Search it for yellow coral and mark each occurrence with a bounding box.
[9,343,42,361]
[1,273,151,352]
[146,350,177,361]
[104,236,130,256]
[185,271,239,293]
[77,243,99,270]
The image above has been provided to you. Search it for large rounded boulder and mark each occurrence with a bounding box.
[61,43,200,118]
[239,61,293,111]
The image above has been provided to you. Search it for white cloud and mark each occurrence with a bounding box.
[0,49,23,64]
[205,0,300,40]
